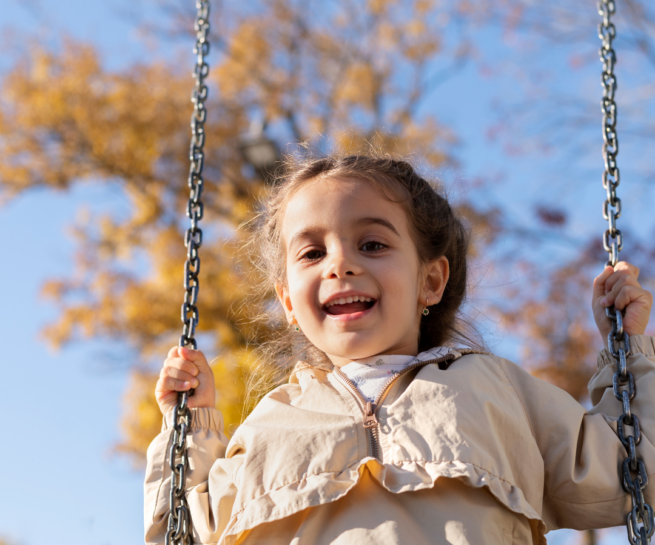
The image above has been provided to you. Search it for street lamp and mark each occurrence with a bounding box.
[239,120,280,183]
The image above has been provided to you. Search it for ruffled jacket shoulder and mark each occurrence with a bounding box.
[145,338,655,545]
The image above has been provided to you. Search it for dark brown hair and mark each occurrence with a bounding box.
[241,151,482,411]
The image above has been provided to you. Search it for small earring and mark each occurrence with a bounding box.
[291,317,301,332]
[422,297,430,316]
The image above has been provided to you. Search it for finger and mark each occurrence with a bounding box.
[164,356,199,376]
[155,388,178,406]
[602,274,641,306]
[157,375,192,394]
[603,262,640,294]
[593,265,615,301]
[161,375,194,392]
[614,261,640,280]
[164,367,200,387]
[168,346,179,358]
[614,285,651,312]
[179,347,209,368]
[603,268,640,295]
[154,385,179,410]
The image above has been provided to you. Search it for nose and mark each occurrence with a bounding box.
[323,244,360,279]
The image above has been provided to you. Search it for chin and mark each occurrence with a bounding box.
[320,336,388,361]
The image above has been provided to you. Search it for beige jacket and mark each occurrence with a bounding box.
[144,336,655,545]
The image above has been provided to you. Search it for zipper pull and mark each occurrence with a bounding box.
[363,401,378,428]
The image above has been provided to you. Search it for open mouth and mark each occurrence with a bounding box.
[323,296,376,316]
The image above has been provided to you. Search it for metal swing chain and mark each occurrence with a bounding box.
[167,2,210,545]
[598,1,654,543]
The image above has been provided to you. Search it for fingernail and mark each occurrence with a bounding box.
[183,381,192,388]
[601,297,608,305]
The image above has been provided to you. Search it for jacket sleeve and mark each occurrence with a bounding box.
[500,335,655,531]
[144,407,242,544]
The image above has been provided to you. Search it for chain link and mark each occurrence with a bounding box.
[165,2,653,544]
[167,2,210,544]
[598,1,654,542]
[599,0,622,268]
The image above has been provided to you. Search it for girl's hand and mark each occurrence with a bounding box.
[155,346,216,415]
[592,262,653,349]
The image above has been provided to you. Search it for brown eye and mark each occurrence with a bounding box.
[301,249,324,261]
[361,241,386,252]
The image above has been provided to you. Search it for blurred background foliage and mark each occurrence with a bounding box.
[1,2,654,541]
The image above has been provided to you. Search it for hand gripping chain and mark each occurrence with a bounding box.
[167,2,210,544]
[598,1,654,542]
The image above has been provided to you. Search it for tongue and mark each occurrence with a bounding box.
[327,302,370,315]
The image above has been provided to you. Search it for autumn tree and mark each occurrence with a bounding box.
[481,4,655,541]
[5,3,652,541]
[0,0,502,463]
[485,0,655,399]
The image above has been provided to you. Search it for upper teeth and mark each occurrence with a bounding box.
[325,296,373,307]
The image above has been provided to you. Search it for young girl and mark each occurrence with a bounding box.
[145,155,655,544]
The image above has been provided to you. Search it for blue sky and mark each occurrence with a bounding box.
[2,1,653,544]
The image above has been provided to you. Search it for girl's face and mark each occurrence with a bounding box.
[277,176,449,367]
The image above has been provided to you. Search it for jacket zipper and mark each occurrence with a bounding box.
[333,354,455,460]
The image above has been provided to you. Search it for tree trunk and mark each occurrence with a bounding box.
[583,529,597,545]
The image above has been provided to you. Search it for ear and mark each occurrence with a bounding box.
[421,256,450,306]
[275,281,295,324]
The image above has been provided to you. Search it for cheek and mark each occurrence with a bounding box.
[377,260,420,302]
[287,268,317,309]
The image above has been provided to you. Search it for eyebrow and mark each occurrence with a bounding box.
[287,227,325,252]
[354,216,401,237]
[287,216,400,251]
